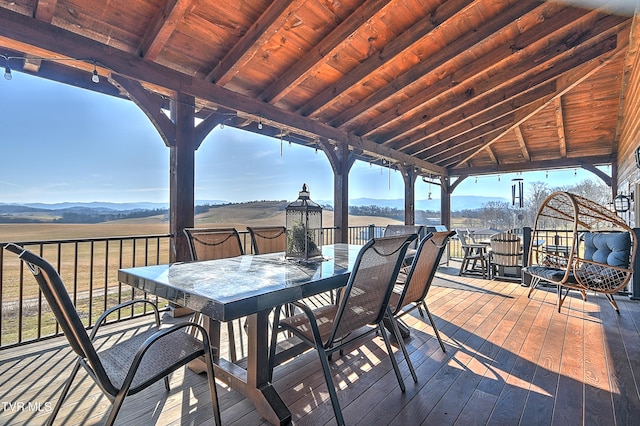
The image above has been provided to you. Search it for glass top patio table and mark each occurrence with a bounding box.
[118,243,362,425]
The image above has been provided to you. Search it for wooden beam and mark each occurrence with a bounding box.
[454,29,629,166]
[514,125,531,161]
[377,11,624,149]
[330,0,543,130]
[402,82,557,157]
[450,154,614,177]
[109,75,176,147]
[554,97,567,157]
[138,0,197,60]
[0,7,445,176]
[297,0,478,117]
[486,145,498,165]
[206,0,302,85]
[34,0,57,23]
[260,0,391,104]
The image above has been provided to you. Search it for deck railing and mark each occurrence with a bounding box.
[6,225,579,348]
[0,225,390,348]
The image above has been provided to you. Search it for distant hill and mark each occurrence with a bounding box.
[320,195,509,211]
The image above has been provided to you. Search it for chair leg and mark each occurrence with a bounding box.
[527,276,541,298]
[605,293,620,314]
[46,359,82,426]
[421,302,446,353]
[318,350,345,426]
[227,321,237,362]
[378,323,406,393]
[385,312,417,383]
[268,306,282,382]
[203,336,222,426]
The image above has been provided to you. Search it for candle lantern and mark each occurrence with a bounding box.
[286,184,323,259]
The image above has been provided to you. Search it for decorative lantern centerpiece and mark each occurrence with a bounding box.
[286,184,323,259]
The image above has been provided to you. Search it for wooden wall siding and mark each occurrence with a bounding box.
[617,15,640,226]
[0,1,636,180]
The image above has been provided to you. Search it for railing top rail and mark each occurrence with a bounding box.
[0,234,174,246]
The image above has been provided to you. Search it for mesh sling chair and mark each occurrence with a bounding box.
[3,243,221,426]
[247,226,287,254]
[183,227,245,362]
[388,231,454,360]
[268,234,417,426]
[523,191,637,313]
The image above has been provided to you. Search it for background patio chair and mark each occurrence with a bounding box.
[268,234,417,426]
[388,231,455,360]
[247,226,286,254]
[456,229,488,278]
[183,227,244,361]
[3,243,221,426]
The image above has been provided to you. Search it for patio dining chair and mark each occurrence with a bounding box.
[387,231,454,365]
[247,226,286,254]
[268,234,417,426]
[183,227,244,362]
[456,229,488,278]
[3,243,221,426]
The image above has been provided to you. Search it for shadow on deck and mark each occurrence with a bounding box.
[1,261,639,425]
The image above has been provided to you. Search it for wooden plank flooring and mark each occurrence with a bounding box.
[1,263,640,425]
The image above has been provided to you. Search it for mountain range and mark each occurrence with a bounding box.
[0,195,508,214]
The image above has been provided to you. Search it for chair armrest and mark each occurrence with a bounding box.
[90,299,161,339]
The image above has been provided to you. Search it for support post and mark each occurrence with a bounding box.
[402,167,417,225]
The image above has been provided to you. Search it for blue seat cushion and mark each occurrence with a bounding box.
[583,232,630,268]
[524,265,566,282]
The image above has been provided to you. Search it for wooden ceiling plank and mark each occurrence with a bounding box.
[138,0,198,61]
[206,0,303,85]
[34,0,58,23]
[260,0,392,104]
[297,0,476,118]
[554,97,567,157]
[514,125,531,161]
[394,80,557,156]
[453,38,629,167]
[374,10,623,147]
[385,23,619,152]
[0,7,445,176]
[328,0,537,129]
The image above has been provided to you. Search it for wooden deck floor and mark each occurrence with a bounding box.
[2,263,640,425]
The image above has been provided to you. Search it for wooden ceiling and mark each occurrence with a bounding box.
[0,0,637,180]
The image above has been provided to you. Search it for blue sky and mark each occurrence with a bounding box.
[0,71,602,205]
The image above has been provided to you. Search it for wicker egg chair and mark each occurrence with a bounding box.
[524,191,637,313]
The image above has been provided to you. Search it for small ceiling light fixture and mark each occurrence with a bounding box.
[258,117,263,130]
[91,60,99,83]
[3,65,11,80]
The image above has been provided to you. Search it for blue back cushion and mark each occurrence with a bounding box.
[583,232,631,268]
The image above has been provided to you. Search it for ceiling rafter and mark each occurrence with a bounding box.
[205,0,302,85]
[297,0,477,118]
[0,8,446,176]
[364,4,595,143]
[331,0,542,130]
[454,37,630,166]
[514,125,531,161]
[260,0,392,104]
[138,0,197,60]
[555,97,568,157]
[398,81,557,157]
[384,20,616,158]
